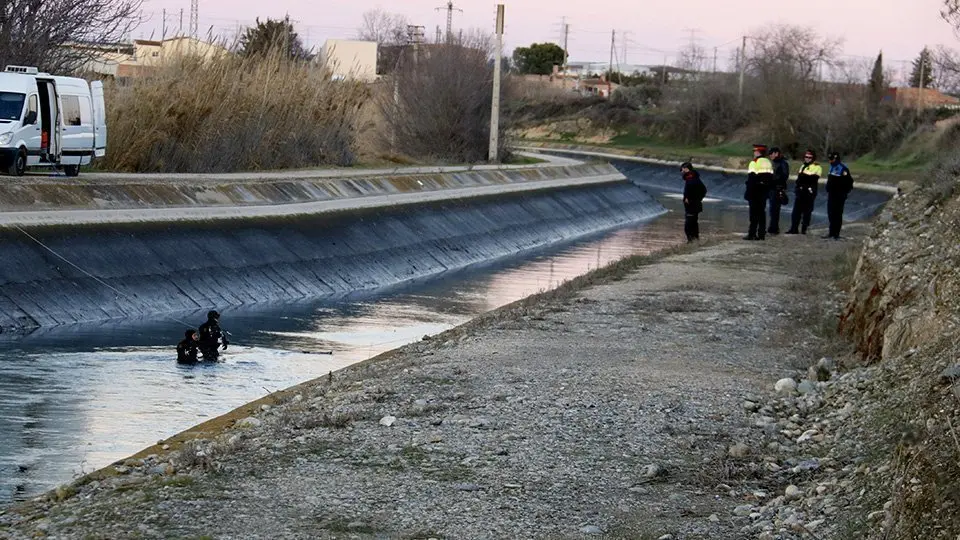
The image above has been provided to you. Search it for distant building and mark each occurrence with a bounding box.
[66,37,229,78]
[884,87,960,109]
[566,61,655,77]
[518,67,620,98]
[317,40,378,82]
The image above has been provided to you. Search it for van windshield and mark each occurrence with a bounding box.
[0,92,26,121]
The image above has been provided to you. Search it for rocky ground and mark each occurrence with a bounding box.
[0,222,928,540]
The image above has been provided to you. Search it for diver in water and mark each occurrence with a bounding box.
[198,310,229,362]
[177,329,200,364]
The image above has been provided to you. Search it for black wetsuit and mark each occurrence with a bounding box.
[198,319,228,361]
[177,338,199,364]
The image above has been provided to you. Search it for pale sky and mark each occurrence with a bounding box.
[138,0,958,77]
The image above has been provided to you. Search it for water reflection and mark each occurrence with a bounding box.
[0,195,746,504]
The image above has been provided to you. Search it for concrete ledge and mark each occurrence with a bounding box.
[0,161,629,224]
[0,173,626,226]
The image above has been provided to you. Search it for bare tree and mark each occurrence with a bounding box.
[0,0,143,73]
[932,45,960,94]
[357,9,407,46]
[380,36,507,163]
[943,0,960,36]
[743,24,843,154]
[677,42,707,73]
[746,25,842,82]
[357,9,408,74]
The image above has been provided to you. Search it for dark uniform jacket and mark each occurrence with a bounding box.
[683,171,707,214]
[771,157,790,193]
[826,162,854,198]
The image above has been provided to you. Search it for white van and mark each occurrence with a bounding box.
[0,65,106,177]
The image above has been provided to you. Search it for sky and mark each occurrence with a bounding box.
[136,0,959,80]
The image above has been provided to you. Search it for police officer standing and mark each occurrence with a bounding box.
[177,329,200,364]
[744,144,774,241]
[767,147,789,236]
[198,310,229,361]
[824,152,854,239]
[681,162,707,242]
[786,150,822,235]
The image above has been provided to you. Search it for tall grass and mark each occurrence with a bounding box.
[102,47,370,173]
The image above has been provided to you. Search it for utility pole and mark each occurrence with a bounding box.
[407,25,425,67]
[489,4,505,162]
[713,47,718,73]
[436,1,462,44]
[661,54,668,86]
[161,9,167,40]
[919,46,927,113]
[189,0,199,39]
[562,21,569,88]
[608,29,615,95]
[436,25,442,44]
[738,35,747,106]
[179,9,184,36]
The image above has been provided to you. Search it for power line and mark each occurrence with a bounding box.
[621,30,631,64]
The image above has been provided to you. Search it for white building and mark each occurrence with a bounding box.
[317,39,377,82]
[66,37,228,78]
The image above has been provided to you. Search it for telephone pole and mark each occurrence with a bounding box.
[489,4,505,162]
[407,25,425,66]
[738,35,747,106]
[919,46,927,113]
[562,21,569,86]
[189,0,199,39]
[179,9,184,36]
[436,1,462,44]
[608,29,616,95]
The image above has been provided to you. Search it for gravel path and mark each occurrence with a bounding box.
[0,231,860,540]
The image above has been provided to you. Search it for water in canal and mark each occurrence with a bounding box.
[0,190,745,505]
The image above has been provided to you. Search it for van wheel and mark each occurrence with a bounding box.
[63,165,80,177]
[7,148,26,176]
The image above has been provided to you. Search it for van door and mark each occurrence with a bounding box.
[21,94,41,166]
[91,81,106,157]
[36,78,61,162]
[50,81,62,162]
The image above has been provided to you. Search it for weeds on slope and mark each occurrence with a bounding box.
[102,46,369,173]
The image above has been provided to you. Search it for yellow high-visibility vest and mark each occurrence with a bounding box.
[798,163,823,177]
[748,157,774,174]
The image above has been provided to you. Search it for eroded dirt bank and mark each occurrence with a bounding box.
[0,221,929,539]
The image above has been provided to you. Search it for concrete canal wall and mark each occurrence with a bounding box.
[0,162,663,330]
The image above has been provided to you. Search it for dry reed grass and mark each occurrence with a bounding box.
[101,47,370,173]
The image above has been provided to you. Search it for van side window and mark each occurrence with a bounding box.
[25,95,37,124]
[79,96,92,125]
[61,95,82,126]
